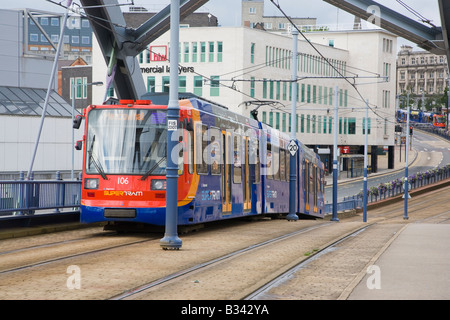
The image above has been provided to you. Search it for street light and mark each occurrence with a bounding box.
[71,80,103,180]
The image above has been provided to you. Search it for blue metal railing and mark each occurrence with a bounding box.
[0,172,81,216]
[325,165,450,214]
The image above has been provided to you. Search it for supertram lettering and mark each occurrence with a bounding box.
[104,191,144,196]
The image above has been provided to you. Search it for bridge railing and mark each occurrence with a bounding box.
[0,172,81,216]
[325,164,450,214]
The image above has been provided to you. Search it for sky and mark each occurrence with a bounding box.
[2,0,442,51]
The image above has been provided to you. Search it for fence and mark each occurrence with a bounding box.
[325,164,450,214]
[0,172,81,216]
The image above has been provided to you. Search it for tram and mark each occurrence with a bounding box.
[396,109,446,128]
[75,94,325,227]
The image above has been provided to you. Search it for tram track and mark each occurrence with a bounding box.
[109,222,336,300]
[0,228,160,275]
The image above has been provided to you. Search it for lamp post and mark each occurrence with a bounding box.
[71,80,103,180]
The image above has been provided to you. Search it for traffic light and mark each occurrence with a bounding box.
[409,126,413,135]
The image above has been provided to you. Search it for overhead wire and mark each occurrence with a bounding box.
[269,0,398,125]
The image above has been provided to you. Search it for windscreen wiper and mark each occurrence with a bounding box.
[88,150,108,180]
[140,156,166,181]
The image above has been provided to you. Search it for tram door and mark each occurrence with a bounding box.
[243,137,251,210]
[222,131,232,213]
[304,160,310,211]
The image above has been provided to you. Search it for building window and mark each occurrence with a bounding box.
[147,76,155,92]
[70,77,84,99]
[72,36,79,44]
[51,35,59,43]
[63,35,70,44]
[179,76,186,93]
[184,42,189,62]
[276,112,280,130]
[192,42,197,62]
[82,19,90,28]
[209,42,214,62]
[328,39,334,47]
[250,43,255,64]
[250,77,255,98]
[162,76,170,93]
[82,36,90,45]
[276,81,280,100]
[41,34,48,43]
[348,118,356,134]
[263,79,267,99]
[362,118,371,134]
[270,81,274,99]
[200,42,206,62]
[194,76,203,96]
[51,18,59,26]
[210,76,219,96]
[40,18,48,25]
[300,114,305,133]
[30,34,38,42]
[249,7,256,14]
[278,23,286,30]
[217,41,223,62]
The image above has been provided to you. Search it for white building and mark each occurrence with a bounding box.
[92,25,397,173]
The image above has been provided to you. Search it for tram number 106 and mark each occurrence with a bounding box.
[117,177,129,185]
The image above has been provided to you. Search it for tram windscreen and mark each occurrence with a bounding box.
[436,115,446,124]
[85,108,167,175]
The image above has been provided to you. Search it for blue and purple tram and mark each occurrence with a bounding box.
[76,94,325,227]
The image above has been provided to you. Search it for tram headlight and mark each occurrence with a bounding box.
[84,178,99,189]
[151,179,166,190]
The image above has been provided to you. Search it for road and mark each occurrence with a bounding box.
[325,129,450,203]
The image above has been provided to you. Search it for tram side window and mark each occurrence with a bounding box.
[267,143,273,180]
[178,122,184,175]
[303,161,308,191]
[196,123,208,174]
[286,148,290,182]
[210,127,221,175]
[251,137,260,183]
[188,129,194,174]
[233,134,242,183]
[273,145,280,180]
[280,148,286,181]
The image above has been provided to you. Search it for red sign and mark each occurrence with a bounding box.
[339,146,349,154]
[150,45,167,61]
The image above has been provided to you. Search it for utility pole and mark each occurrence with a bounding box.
[287,29,299,221]
[160,0,182,250]
[331,86,339,222]
[363,99,369,222]
[404,92,410,220]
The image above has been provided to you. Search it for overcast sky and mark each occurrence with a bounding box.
[3,0,442,51]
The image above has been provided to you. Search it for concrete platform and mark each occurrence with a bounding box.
[348,223,450,300]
